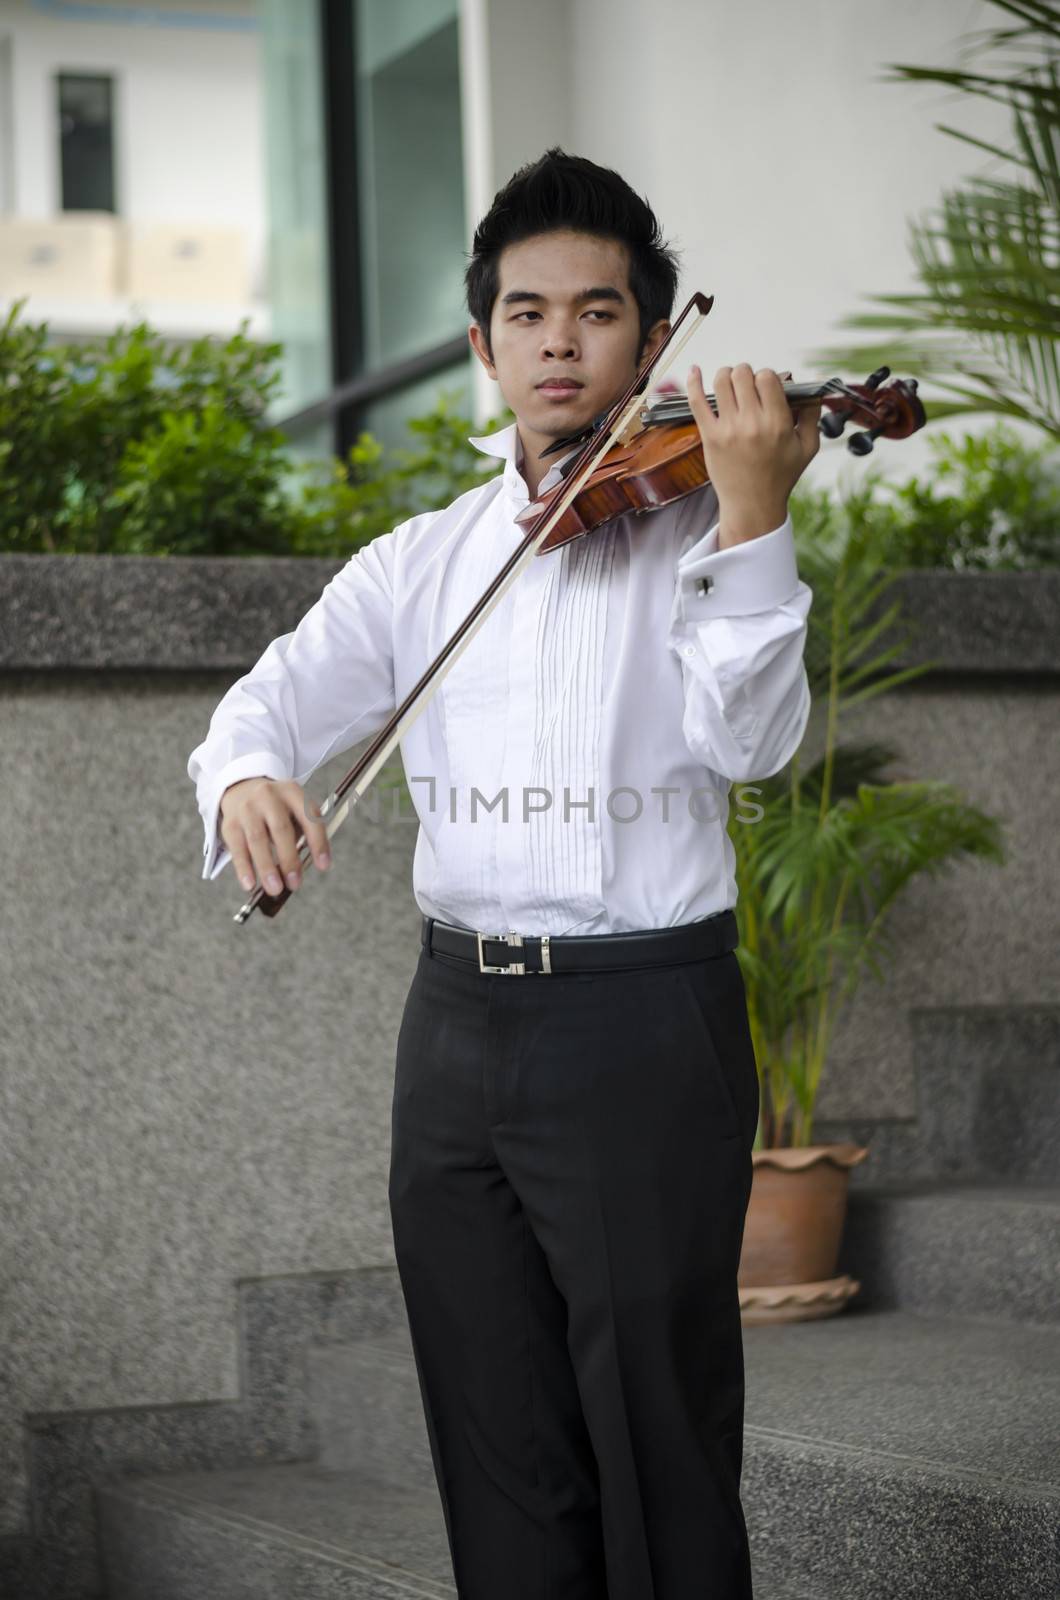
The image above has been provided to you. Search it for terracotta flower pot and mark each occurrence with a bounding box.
[738,1142,869,1325]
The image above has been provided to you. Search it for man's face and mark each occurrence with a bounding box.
[468,229,669,453]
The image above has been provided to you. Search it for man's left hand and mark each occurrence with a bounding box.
[687,363,823,547]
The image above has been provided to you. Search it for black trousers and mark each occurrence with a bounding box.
[388,927,761,1600]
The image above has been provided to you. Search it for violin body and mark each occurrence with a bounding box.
[517,418,708,552]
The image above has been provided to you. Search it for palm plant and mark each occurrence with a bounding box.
[731,486,1007,1150]
[805,0,1059,440]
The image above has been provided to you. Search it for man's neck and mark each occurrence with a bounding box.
[516,427,546,500]
[516,423,578,500]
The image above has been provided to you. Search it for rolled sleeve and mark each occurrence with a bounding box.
[667,497,813,782]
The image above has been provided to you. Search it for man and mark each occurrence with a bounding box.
[188,147,821,1599]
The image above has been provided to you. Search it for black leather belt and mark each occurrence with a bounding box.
[421,909,739,975]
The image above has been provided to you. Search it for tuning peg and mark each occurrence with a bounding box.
[824,365,895,445]
[820,409,849,440]
[845,370,892,452]
[847,424,888,456]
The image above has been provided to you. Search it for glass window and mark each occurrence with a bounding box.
[0,38,14,215]
[354,0,470,443]
[260,0,331,457]
[360,358,472,457]
[260,0,471,463]
[58,74,115,212]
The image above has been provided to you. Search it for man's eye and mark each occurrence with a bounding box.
[512,311,614,321]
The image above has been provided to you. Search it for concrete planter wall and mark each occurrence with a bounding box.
[0,552,1058,1587]
[3,552,1058,671]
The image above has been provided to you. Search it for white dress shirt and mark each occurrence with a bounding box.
[187,420,812,935]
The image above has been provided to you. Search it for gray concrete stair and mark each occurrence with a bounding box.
[94,1461,819,1599]
[37,1005,1060,1599]
[95,1305,1060,1599]
[838,1178,1060,1325]
[815,1004,1060,1190]
[738,1306,1059,1599]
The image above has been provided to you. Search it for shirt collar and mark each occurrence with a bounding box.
[468,420,523,464]
[467,420,582,501]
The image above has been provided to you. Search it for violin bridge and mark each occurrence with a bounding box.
[616,414,644,448]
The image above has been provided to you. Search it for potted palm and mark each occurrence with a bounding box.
[731,492,1006,1324]
[731,0,1053,1323]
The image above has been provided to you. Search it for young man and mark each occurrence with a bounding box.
[188,148,821,1599]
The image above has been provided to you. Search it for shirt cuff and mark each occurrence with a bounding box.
[674,512,799,624]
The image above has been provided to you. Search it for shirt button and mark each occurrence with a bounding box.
[683,644,696,658]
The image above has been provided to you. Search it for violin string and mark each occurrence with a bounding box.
[640,378,857,422]
[643,381,839,412]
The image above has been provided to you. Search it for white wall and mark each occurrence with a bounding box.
[0,0,266,293]
[470,0,1040,493]
[460,0,573,421]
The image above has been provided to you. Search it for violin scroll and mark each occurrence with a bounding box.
[819,366,925,455]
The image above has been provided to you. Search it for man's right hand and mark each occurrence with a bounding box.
[219,777,332,896]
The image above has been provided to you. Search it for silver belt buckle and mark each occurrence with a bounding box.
[476,930,552,975]
[477,930,526,975]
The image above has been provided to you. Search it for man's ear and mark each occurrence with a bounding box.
[468,322,497,379]
[640,319,671,366]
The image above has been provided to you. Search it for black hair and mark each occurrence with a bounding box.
[464,147,681,365]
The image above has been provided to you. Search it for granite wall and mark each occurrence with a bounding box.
[0,552,1057,1555]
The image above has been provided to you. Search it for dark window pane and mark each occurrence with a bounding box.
[354,4,466,371]
[362,358,472,455]
[58,73,115,212]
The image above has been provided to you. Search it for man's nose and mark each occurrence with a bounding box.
[541,327,578,356]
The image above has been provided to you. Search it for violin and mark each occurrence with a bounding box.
[518,366,925,553]
[234,291,926,925]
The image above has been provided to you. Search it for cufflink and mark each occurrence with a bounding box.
[694,576,714,597]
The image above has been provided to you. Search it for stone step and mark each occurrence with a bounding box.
[838,1178,1060,1324]
[737,1305,1059,1598]
[295,1304,1060,1598]
[94,1461,819,1599]
[815,1003,1060,1188]
[96,1305,1060,1598]
[305,1184,1060,1496]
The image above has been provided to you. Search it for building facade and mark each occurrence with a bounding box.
[0,0,1028,488]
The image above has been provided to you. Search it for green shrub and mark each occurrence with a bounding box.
[0,297,1054,566]
[0,299,508,557]
[790,424,1058,573]
[283,401,514,557]
[871,425,1059,571]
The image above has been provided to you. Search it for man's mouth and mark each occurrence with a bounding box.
[537,379,584,395]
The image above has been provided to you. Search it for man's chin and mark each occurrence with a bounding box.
[531,393,594,428]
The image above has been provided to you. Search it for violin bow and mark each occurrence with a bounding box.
[233,290,715,924]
